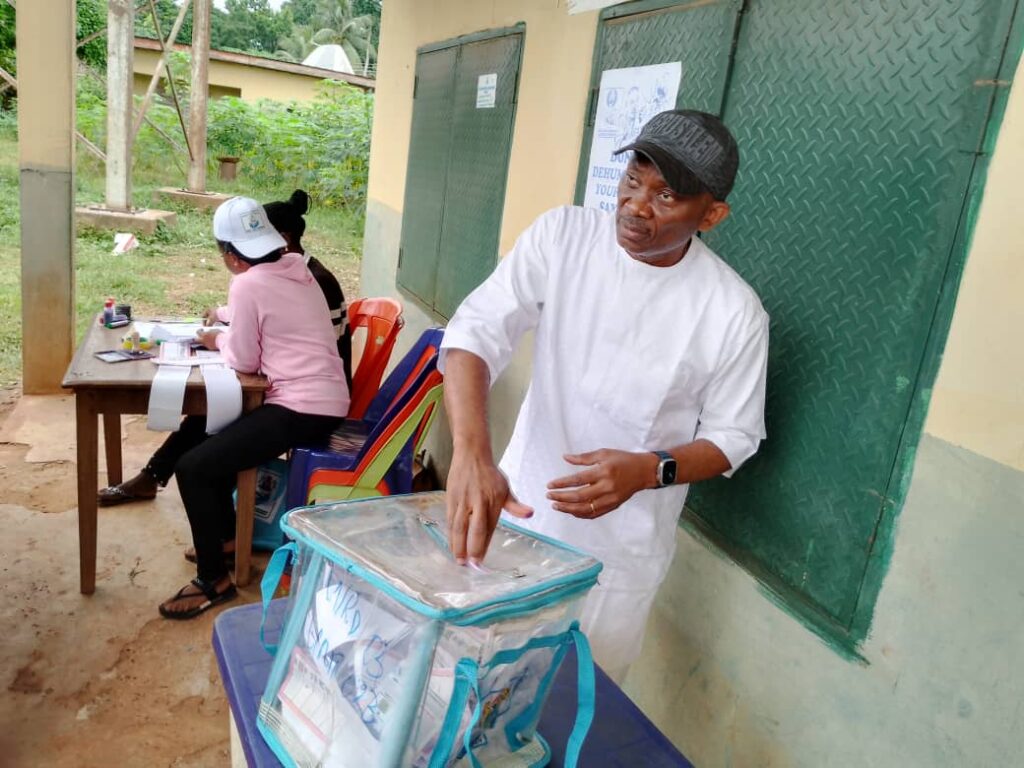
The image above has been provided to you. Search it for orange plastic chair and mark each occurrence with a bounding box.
[347,297,404,419]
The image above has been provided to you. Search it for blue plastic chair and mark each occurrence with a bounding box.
[285,328,445,508]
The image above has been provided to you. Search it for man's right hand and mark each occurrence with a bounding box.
[201,306,220,327]
[445,448,533,566]
[442,348,533,565]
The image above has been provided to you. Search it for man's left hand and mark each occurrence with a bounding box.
[546,449,659,519]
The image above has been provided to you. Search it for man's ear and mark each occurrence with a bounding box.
[698,200,731,233]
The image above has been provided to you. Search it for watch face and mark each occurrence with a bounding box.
[662,460,677,486]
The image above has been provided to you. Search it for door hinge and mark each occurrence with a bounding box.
[397,246,404,270]
[412,75,419,99]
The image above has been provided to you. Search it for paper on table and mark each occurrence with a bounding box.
[147,365,190,431]
[201,365,242,434]
[153,342,226,366]
[130,321,208,342]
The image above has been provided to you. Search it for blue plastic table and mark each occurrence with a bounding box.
[212,601,693,767]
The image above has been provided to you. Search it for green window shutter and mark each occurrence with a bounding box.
[398,28,524,319]
[686,0,1020,648]
[397,47,458,306]
[434,32,524,319]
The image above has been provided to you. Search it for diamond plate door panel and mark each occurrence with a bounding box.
[574,0,743,200]
[397,47,458,306]
[433,32,523,319]
[690,0,1017,632]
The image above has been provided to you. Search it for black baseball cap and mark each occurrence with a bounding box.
[614,109,739,200]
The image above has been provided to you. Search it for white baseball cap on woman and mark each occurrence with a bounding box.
[212,196,287,260]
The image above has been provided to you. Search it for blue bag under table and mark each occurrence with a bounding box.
[213,601,693,768]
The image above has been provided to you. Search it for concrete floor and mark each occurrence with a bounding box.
[0,393,266,767]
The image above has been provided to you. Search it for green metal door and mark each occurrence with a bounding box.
[686,0,1020,646]
[397,46,458,307]
[574,0,744,199]
[398,29,523,319]
[576,0,1019,649]
[434,33,523,319]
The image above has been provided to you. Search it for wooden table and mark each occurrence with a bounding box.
[62,319,268,594]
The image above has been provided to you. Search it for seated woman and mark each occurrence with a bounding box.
[140,196,347,619]
[98,190,350,508]
[264,190,353,388]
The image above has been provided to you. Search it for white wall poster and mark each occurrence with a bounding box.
[582,62,682,212]
[476,73,497,108]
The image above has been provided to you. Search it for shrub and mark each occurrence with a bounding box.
[207,81,373,208]
[76,76,373,209]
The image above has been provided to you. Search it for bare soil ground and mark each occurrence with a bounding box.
[0,387,268,767]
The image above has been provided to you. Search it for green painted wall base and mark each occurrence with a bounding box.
[626,435,1024,767]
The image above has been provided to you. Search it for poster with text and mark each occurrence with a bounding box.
[582,62,682,212]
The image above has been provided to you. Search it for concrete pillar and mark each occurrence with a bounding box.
[17,0,76,393]
[188,0,211,193]
[106,0,134,211]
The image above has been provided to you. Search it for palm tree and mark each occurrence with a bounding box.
[311,0,376,74]
[276,24,319,62]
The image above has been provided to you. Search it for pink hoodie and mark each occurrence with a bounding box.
[214,253,349,417]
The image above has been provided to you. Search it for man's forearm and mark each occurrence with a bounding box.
[662,439,732,486]
[443,349,494,459]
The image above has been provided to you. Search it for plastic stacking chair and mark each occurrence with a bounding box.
[347,297,404,419]
[285,328,445,508]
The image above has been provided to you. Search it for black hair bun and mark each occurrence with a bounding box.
[289,189,310,216]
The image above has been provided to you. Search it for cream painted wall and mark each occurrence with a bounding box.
[925,54,1024,471]
[366,0,596,249]
[362,0,598,462]
[133,48,329,102]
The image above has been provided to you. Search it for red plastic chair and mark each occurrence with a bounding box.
[347,297,404,419]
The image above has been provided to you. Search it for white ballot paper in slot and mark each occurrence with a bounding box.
[147,365,191,431]
[201,364,243,434]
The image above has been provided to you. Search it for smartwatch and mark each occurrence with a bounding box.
[653,450,677,487]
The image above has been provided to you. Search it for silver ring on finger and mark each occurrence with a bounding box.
[589,501,596,515]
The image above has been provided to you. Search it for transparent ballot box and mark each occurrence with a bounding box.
[257,492,602,768]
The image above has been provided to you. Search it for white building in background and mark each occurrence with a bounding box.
[303,44,356,75]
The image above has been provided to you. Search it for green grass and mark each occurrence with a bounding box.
[0,133,364,387]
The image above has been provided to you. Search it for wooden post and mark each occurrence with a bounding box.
[188,0,211,193]
[106,0,135,211]
[17,0,76,393]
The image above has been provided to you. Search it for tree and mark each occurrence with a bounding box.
[276,25,319,63]
[136,0,194,47]
[0,3,14,76]
[310,0,376,73]
[351,0,380,59]
[211,0,291,54]
[282,0,318,27]
[0,1,109,83]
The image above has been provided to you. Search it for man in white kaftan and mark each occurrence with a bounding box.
[439,110,768,681]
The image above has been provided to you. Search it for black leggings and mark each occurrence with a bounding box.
[145,406,341,582]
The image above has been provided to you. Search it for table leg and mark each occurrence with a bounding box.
[235,467,257,588]
[103,412,122,486]
[76,392,99,595]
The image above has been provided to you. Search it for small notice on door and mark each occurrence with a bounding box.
[476,73,497,108]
